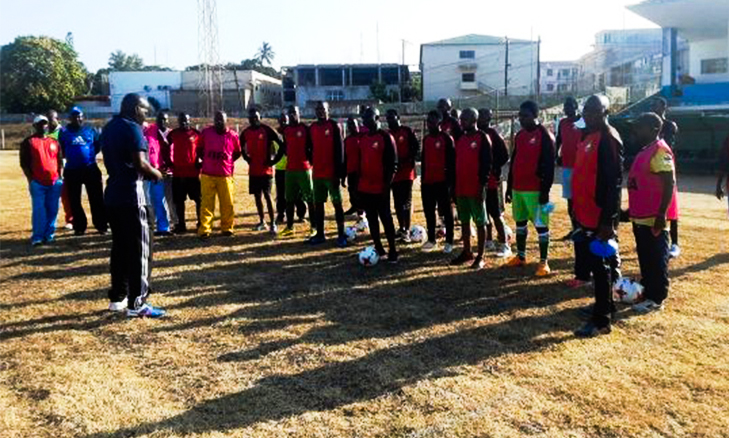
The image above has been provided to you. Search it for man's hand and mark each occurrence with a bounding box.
[717,182,725,200]
[505,190,512,204]
[597,223,615,241]
[151,168,163,183]
[652,216,667,237]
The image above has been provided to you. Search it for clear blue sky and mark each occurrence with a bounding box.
[0,0,657,72]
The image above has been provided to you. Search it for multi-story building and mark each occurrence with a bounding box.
[540,61,580,95]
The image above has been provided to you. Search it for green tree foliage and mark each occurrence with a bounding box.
[256,42,275,66]
[108,50,144,71]
[0,36,87,113]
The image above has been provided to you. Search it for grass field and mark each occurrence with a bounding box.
[1,150,729,438]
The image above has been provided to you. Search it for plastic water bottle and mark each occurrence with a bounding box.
[589,238,619,258]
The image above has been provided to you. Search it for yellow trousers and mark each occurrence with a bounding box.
[199,174,235,235]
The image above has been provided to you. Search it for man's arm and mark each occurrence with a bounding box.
[19,138,33,182]
[716,139,729,200]
[382,132,398,187]
[506,136,517,202]
[595,132,623,230]
[653,172,675,235]
[537,126,555,204]
[239,130,250,163]
[265,125,283,166]
[491,131,509,171]
[332,121,345,180]
[92,127,102,156]
[305,125,313,164]
[408,127,421,162]
[478,132,492,188]
[445,134,456,189]
[232,134,242,162]
[133,151,162,181]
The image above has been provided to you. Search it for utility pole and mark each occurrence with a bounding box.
[536,36,541,103]
[233,69,244,114]
[400,39,407,103]
[504,37,510,98]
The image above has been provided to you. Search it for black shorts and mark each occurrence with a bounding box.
[172,177,201,204]
[249,175,273,195]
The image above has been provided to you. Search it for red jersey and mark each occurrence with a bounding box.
[310,120,342,180]
[485,128,508,189]
[345,134,360,175]
[391,126,416,182]
[168,128,200,178]
[358,131,396,195]
[558,117,582,168]
[283,124,311,171]
[198,127,241,177]
[512,128,552,192]
[422,132,452,185]
[242,125,276,177]
[455,131,491,198]
[22,136,60,185]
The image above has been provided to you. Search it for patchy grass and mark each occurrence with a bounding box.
[1,150,728,438]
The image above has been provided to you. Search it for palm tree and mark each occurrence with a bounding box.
[256,42,275,66]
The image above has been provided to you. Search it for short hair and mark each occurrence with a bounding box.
[120,93,143,115]
[520,100,539,117]
[386,109,399,117]
[564,96,578,106]
[427,109,442,120]
[654,96,668,107]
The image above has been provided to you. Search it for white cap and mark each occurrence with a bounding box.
[33,115,49,125]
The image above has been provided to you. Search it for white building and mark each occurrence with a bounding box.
[419,34,539,103]
[540,61,580,95]
[109,71,181,113]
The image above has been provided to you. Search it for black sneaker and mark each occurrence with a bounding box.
[173,226,188,234]
[560,230,574,241]
[574,322,611,338]
[155,230,173,237]
[387,251,399,264]
[471,256,485,270]
[578,305,616,321]
[450,251,475,266]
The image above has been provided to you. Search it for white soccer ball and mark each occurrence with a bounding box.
[358,246,380,267]
[613,278,645,304]
[504,225,514,244]
[345,226,358,242]
[410,225,426,243]
[355,217,369,232]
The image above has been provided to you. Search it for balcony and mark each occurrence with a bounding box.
[460,81,478,90]
[458,61,478,70]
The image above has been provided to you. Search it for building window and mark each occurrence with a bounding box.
[461,73,475,83]
[352,67,379,86]
[701,58,728,75]
[561,69,571,77]
[298,68,316,86]
[381,67,400,85]
[546,84,554,91]
[326,90,344,101]
[558,84,568,92]
[320,68,344,86]
[459,50,475,59]
[547,69,553,76]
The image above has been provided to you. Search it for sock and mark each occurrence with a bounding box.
[538,229,550,263]
[516,225,528,259]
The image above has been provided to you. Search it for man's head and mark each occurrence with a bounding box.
[287,105,300,125]
[214,111,227,133]
[156,111,169,130]
[633,112,663,147]
[385,109,400,130]
[120,93,150,125]
[426,110,442,133]
[346,116,359,135]
[248,107,261,127]
[459,108,479,132]
[650,96,668,117]
[32,115,48,136]
[46,110,59,132]
[362,106,380,132]
[564,97,578,118]
[69,106,84,129]
[178,112,191,130]
[315,101,329,121]
[450,108,461,120]
[518,100,539,130]
[436,98,452,117]
[278,110,289,129]
[477,108,493,131]
[582,95,610,132]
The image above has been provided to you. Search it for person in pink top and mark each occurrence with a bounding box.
[143,112,173,236]
[196,111,241,237]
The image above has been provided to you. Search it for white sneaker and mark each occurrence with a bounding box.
[496,244,512,258]
[254,222,267,232]
[669,244,681,259]
[270,223,278,235]
[632,299,663,314]
[109,297,128,312]
[485,240,496,251]
[443,243,454,254]
[64,223,74,230]
[422,241,437,252]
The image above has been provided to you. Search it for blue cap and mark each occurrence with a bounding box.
[70,106,83,115]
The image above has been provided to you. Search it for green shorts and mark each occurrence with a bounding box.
[512,191,549,227]
[456,197,487,226]
[285,170,313,203]
[313,178,342,204]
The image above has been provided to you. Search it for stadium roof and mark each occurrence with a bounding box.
[423,34,533,46]
[628,0,729,41]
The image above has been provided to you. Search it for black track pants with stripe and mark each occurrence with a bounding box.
[107,205,153,309]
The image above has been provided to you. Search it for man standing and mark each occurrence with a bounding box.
[197,111,241,238]
[143,112,173,236]
[344,116,365,221]
[19,116,63,246]
[652,97,681,258]
[273,111,306,227]
[167,113,202,233]
[58,107,108,235]
[716,133,729,220]
[100,93,165,318]
[386,109,420,242]
[47,109,73,230]
[572,95,624,337]
[437,98,463,141]
[309,101,347,247]
[358,107,399,262]
[555,97,582,240]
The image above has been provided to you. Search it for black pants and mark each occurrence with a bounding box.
[670,219,678,246]
[633,224,670,304]
[348,174,362,211]
[574,230,621,283]
[574,230,618,328]
[422,182,454,244]
[107,204,153,310]
[275,170,306,223]
[172,176,201,230]
[391,180,413,232]
[485,187,504,223]
[64,164,107,234]
[360,191,397,254]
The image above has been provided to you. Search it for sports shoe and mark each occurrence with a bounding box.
[270,223,278,236]
[278,227,295,238]
[154,230,173,237]
[485,240,496,251]
[336,236,348,248]
[566,278,590,289]
[222,230,234,237]
[31,240,43,247]
[669,244,681,259]
[127,304,166,318]
[632,299,663,314]
[64,223,74,230]
[307,235,326,245]
[254,222,267,232]
[44,235,55,244]
[535,262,552,277]
[173,226,188,234]
[400,232,412,244]
[504,255,526,267]
[578,304,616,321]
[574,321,611,338]
[199,232,211,239]
[560,230,574,241]
[471,256,485,270]
[450,251,475,266]
[309,228,319,238]
[422,241,437,252]
[443,243,454,254]
[387,251,399,264]
[109,298,128,312]
[496,244,512,258]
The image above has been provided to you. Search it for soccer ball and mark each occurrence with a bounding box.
[613,277,645,304]
[358,246,380,267]
[410,225,426,243]
[345,226,358,242]
[354,217,369,232]
[504,225,514,244]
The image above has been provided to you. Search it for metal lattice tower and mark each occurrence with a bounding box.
[197,0,223,117]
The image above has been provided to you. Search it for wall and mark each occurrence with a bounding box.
[689,37,729,83]
[109,72,182,112]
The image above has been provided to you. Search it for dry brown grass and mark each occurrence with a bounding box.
[1,150,728,438]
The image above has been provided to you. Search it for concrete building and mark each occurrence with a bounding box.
[282,64,409,115]
[540,61,580,95]
[419,34,539,103]
[109,71,181,113]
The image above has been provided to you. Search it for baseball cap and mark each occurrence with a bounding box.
[33,115,49,125]
[70,106,84,115]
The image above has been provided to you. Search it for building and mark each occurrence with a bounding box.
[419,34,539,103]
[282,64,409,115]
[108,70,282,116]
[540,61,580,95]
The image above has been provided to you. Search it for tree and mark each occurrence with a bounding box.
[108,50,144,71]
[0,36,87,113]
[256,42,275,66]
[402,72,422,102]
[370,80,392,103]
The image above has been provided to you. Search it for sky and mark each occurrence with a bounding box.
[0,0,658,72]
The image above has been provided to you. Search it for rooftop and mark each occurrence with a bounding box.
[423,34,533,46]
[628,0,729,41]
